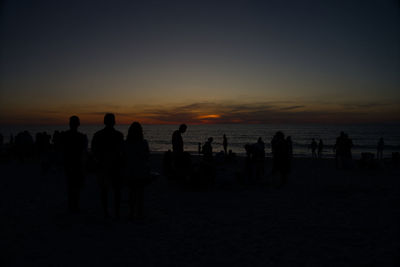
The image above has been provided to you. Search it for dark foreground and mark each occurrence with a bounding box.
[1,156,399,266]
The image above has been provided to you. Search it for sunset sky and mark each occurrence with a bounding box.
[1,0,399,124]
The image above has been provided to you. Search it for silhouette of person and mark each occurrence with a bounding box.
[286,136,293,172]
[334,132,345,168]
[172,124,187,154]
[202,137,213,162]
[171,124,187,179]
[254,137,265,179]
[244,143,254,183]
[310,138,317,159]
[271,131,289,187]
[91,113,124,219]
[377,137,384,161]
[124,122,150,220]
[318,139,324,159]
[61,116,88,213]
[286,136,293,159]
[223,134,228,155]
[343,133,353,160]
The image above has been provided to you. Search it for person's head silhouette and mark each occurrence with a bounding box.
[127,122,143,142]
[104,113,115,128]
[179,124,187,133]
[69,116,80,131]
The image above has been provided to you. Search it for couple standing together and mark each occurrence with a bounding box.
[63,113,149,220]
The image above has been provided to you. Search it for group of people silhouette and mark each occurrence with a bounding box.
[61,114,150,219]
[0,117,393,219]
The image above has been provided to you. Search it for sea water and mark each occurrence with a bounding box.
[1,124,399,158]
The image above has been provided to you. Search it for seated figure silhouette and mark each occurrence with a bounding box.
[91,113,124,219]
[61,116,88,213]
[124,122,150,220]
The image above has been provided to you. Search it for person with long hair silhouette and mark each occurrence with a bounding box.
[124,122,150,220]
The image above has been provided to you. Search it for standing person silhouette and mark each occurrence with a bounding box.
[172,124,187,154]
[318,139,324,159]
[271,131,289,187]
[171,124,187,177]
[61,116,88,213]
[223,134,228,155]
[91,113,124,219]
[125,122,150,220]
[202,137,214,162]
[310,138,318,159]
[377,137,384,161]
[254,137,265,179]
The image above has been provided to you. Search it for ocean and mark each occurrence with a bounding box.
[1,124,399,158]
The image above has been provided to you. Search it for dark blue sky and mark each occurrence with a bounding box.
[1,0,399,124]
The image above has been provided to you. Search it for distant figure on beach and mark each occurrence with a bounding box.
[60,116,88,213]
[334,132,353,169]
[271,131,289,187]
[124,122,150,220]
[286,136,293,159]
[91,113,124,219]
[202,137,214,161]
[254,137,265,179]
[334,132,344,168]
[171,124,188,180]
[344,133,353,160]
[310,138,317,159]
[377,137,384,160]
[172,124,187,154]
[223,134,228,155]
[244,143,254,183]
[318,139,324,159]
[286,136,293,172]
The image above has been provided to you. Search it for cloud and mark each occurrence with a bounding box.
[279,105,305,110]
[1,100,399,124]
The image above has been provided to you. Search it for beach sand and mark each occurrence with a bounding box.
[1,155,399,266]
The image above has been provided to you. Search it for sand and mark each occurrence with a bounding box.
[1,155,399,266]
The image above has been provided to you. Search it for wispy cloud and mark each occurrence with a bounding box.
[1,100,399,124]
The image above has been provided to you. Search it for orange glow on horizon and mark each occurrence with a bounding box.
[196,114,221,120]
